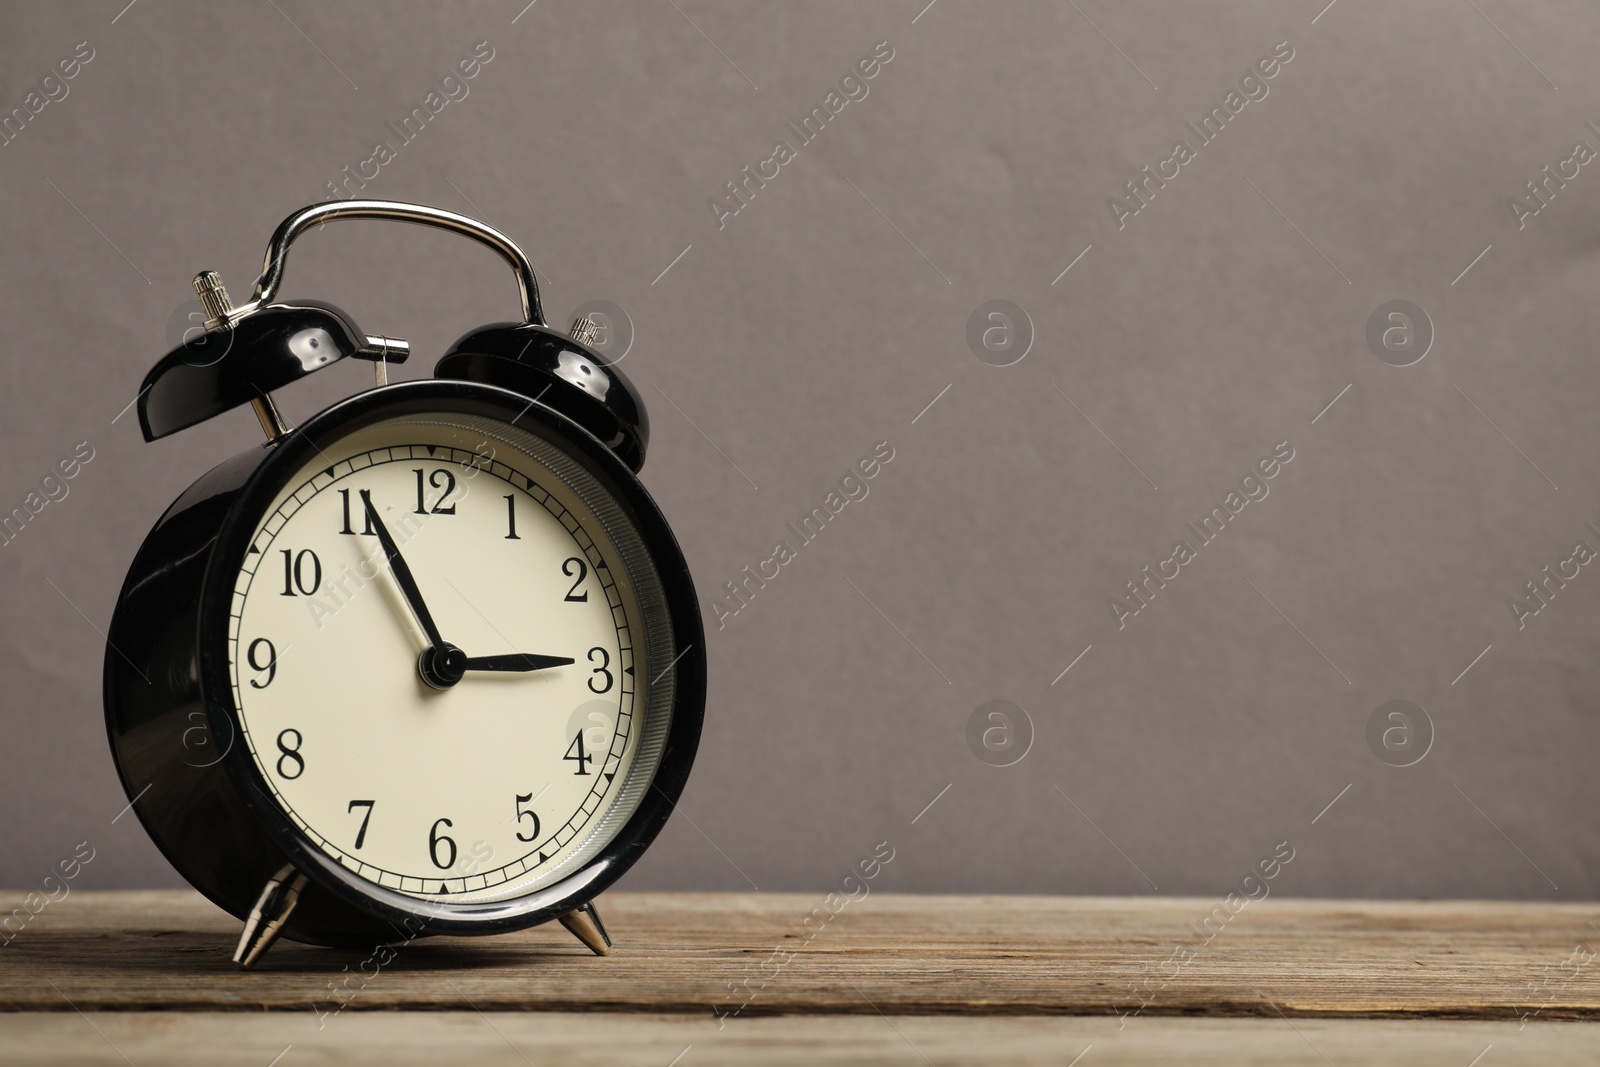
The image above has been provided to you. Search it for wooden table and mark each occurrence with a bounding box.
[2,891,1598,1064]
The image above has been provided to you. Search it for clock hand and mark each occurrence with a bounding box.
[359,493,571,687]
[458,653,575,673]
[359,489,446,649]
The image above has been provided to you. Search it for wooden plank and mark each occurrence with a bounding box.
[0,1012,1595,1066]
[2,891,1598,1020]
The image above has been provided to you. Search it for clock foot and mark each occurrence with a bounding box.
[558,900,611,956]
[233,863,310,969]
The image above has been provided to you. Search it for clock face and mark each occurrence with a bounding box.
[225,413,675,904]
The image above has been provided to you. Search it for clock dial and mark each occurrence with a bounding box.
[226,415,671,903]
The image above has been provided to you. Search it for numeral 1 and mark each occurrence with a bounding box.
[504,494,520,539]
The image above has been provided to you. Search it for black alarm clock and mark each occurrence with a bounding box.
[103,200,704,967]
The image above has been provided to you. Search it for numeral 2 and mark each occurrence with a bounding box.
[563,557,589,602]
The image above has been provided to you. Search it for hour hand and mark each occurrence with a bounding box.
[360,490,445,649]
[459,653,575,673]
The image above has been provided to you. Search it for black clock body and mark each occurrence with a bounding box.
[103,379,705,947]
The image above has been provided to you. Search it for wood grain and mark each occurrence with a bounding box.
[3,891,1599,1022]
[1,1013,1596,1067]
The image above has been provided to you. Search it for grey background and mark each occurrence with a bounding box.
[2,0,1597,902]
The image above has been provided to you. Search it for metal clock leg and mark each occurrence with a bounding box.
[233,863,310,969]
[557,900,612,956]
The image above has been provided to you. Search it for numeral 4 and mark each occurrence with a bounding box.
[564,732,594,775]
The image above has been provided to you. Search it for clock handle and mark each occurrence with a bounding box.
[233,199,546,327]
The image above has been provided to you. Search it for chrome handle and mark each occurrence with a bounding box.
[234,199,545,326]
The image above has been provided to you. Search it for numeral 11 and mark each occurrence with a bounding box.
[338,489,375,536]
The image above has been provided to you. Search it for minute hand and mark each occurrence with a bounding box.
[459,653,575,673]
[360,490,445,648]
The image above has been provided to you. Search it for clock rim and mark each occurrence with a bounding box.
[196,378,705,936]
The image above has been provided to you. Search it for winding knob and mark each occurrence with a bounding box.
[569,314,600,346]
[194,271,233,330]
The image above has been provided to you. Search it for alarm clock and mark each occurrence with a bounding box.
[103,200,705,968]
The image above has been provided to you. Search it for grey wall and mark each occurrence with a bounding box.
[3,0,1598,902]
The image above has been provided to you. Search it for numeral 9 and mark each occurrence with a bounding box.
[247,638,277,688]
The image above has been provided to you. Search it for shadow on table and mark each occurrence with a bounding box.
[27,925,583,976]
